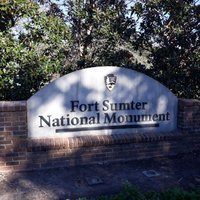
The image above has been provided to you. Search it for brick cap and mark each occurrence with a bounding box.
[0,101,27,112]
[27,131,183,152]
[178,98,200,107]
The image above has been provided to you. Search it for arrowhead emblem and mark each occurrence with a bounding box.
[104,74,117,91]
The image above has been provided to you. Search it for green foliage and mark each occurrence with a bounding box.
[132,0,200,98]
[0,0,39,31]
[78,184,200,200]
[160,187,200,200]
[65,0,137,69]
[0,1,71,100]
[0,0,199,100]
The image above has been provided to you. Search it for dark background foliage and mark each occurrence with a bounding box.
[0,0,199,100]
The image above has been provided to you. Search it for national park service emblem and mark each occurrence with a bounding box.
[104,74,117,91]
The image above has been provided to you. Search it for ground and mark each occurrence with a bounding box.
[0,152,200,200]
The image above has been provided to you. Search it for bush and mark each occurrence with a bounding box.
[78,182,200,200]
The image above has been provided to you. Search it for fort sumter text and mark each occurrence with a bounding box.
[38,100,170,128]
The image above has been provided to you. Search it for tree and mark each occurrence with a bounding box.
[132,0,200,98]
[0,0,71,100]
[1,0,199,100]
[63,0,137,69]
[0,0,139,100]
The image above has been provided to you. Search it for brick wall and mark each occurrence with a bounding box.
[178,99,200,134]
[0,99,200,172]
[0,101,27,171]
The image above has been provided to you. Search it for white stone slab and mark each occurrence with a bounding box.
[27,66,177,138]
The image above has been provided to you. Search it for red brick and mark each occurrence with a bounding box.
[0,165,14,172]
[6,161,20,166]
[13,156,27,161]
[0,140,12,145]
[0,145,5,150]
[18,160,41,169]
[12,130,27,136]
[0,131,12,136]
[0,136,5,141]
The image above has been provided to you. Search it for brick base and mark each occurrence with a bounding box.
[0,99,200,172]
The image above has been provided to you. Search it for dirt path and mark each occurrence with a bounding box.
[1,152,200,200]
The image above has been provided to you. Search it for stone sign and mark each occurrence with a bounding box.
[27,66,177,138]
